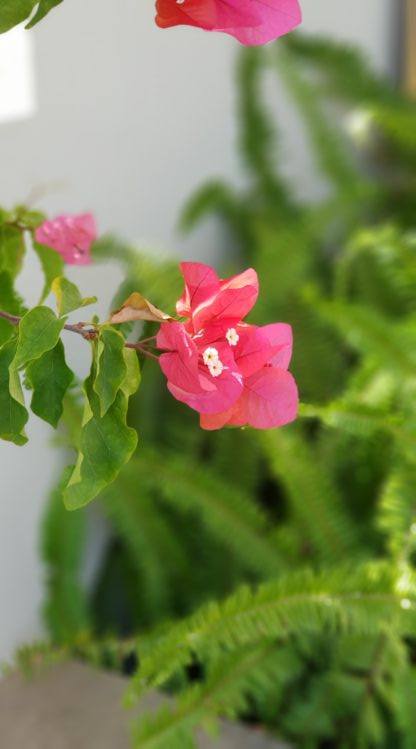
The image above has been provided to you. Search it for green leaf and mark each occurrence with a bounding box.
[121,347,141,397]
[0,225,25,279]
[51,276,96,318]
[27,340,73,427]
[0,0,63,32]
[26,0,63,28]
[63,367,139,510]
[0,271,25,346]
[13,306,65,371]
[0,0,35,33]
[93,327,127,416]
[0,338,28,445]
[33,243,64,303]
[13,207,45,230]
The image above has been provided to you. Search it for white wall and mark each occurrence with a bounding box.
[0,0,395,662]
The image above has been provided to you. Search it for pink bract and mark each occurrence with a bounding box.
[157,321,243,414]
[155,0,302,47]
[158,262,299,431]
[177,261,259,332]
[35,213,97,266]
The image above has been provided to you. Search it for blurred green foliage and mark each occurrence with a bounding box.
[42,36,416,748]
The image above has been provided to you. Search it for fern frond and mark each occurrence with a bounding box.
[273,44,365,201]
[393,665,416,749]
[178,180,250,246]
[237,47,293,210]
[335,226,416,315]
[102,475,189,624]
[126,449,285,578]
[132,643,279,749]
[377,458,416,566]
[129,564,414,699]
[284,35,401,108]
[260,428,359,561]
[307,292,416,376]
[299,401,397,439]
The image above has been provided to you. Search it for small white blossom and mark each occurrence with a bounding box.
[226,328,239,346]
[209,360,224,378]
[203,347,219,366]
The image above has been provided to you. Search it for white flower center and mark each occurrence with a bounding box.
[226,328,239,346]
[208,360,224,378]
[203,347,219,366]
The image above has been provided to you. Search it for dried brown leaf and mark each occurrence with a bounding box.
[110,292,172,325]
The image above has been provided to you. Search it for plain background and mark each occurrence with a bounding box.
[0,0,395,663]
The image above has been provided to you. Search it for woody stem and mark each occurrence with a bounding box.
[0,309,159,360]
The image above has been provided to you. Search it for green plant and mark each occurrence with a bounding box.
[35,36,416,748]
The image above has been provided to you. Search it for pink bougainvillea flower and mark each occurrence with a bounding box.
[157,320,243,414]
[155,0,302,46]
[157,261,298,430]
[35,213,97,266]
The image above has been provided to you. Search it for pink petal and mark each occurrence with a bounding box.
[217,0,302,46]
[181,0,259,30]
[193,268,259,330]
[176,262,220,318]
[200,407,236,431]
[157,322,201,392]
[156,0,301,46]
[168,364,242,414]
[156,0,218,29]
[237,366,298,429]
[220,268,258,294]
[261,323,293,370]
[157,320,192,352]
[234,324,277,378]
[35,213,97,266]
[192,318,239,348]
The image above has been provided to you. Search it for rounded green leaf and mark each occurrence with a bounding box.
[27,340,74,427]
[13,306,65,371]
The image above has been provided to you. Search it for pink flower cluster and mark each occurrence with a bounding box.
[157,262,298,430]
[34,213,298,432]
[35,213,97,266]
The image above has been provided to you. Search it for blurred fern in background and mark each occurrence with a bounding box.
[40,35,416,749]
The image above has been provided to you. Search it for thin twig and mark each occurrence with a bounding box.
[0,309,159,360]
[125,342,159,360]
[138,334,157,345]
[0,310,20,326]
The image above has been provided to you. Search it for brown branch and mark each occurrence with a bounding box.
[0,310,20,326]
[0,309,159,360]
[125,342,159,360]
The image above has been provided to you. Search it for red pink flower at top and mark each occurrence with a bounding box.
[157,262,298,430]
[155,0,302,46]
[35,213,97,266]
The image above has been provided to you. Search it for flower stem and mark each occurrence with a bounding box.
[0,309,159,360]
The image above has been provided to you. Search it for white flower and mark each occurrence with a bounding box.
[203,347,219,366]
[226,328,239,346]
[208,360,224,378]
